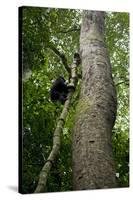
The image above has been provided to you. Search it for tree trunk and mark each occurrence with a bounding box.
[72,11,117,190]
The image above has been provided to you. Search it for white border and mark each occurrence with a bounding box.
[0,0,132,199]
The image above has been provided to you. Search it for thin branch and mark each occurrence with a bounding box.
[48,43,71,79]
[116,80,129,87]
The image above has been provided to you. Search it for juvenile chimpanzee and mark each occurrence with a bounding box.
[50,76,68,104]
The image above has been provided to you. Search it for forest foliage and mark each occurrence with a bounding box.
[21,7,129,193]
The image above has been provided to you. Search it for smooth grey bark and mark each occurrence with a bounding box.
[72,11,117,190]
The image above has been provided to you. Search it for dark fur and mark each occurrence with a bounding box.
[50,76,68,104]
